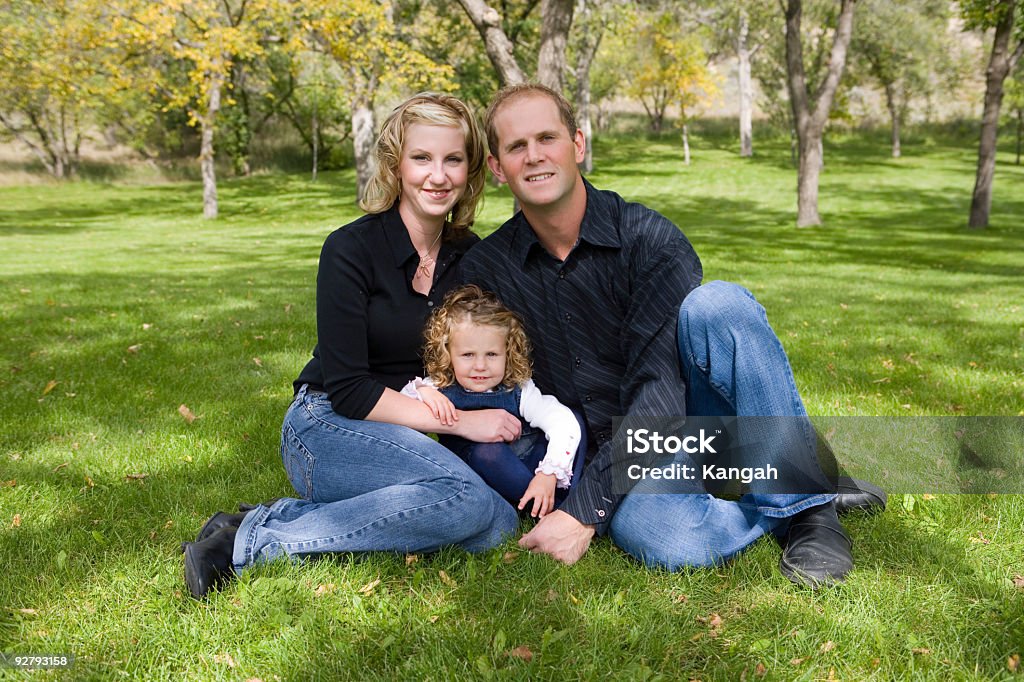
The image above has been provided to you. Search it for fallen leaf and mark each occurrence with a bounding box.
[178,404,196,423]
[2,480,15,487]
[163,519,174,529]
[42,380,58,395]
[11,514,22,528]
[708,613,723,630]
[358,579,381,595]
[252,357,263,367]
[839,303,848,310]
[1012,575,1024,589]
[506,645,533,662]
[84,475,95,488]
[922,494,936,500]
[142,323,152,330]
[10,452,22,461]
[14,608,37,615]
[214,653,236,667]
[315,583,336,597]
[882,358,895,370]
[675,593,689,603]
[912,648,931,655]
[1009,654,1020,673]
[546,590,559,602]
[53,462,68,472]
[971,532,991,545]
[755,662,766,677]
[568,594,579,604]
[790,657,807,666]
[428,615,439,623]
[819,640,836,654]
[438,570,456,587]
[127,344,141,354]
[244,678,263,682]
[502,551,517,563]
[284,304,293,314]
[125,473,147,481]
[405,554,418,567]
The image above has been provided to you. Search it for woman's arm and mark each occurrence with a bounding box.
[366,388,522,442]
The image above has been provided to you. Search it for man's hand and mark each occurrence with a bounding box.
[518,473,557,518]
[455,409,522,443]
[417,386,457,426]
[518,510,595,565]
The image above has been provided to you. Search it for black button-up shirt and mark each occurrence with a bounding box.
[295,204,477,418]
[460,180,702,534]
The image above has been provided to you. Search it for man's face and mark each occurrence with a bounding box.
[487,94,585,214]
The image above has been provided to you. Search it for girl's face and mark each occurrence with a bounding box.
[398,123,469,229]
[448,321,507,393]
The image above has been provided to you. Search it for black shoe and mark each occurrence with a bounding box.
[779,503,853,589]
[183,525,237,599]
[833,477,887,515]
[178,511,247,553]
[238,498,282,512]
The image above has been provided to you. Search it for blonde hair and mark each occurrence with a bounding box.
[360,92,487,238]
[422,285,532,389]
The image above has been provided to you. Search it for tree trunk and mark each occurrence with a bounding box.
[968,0,1023,228]
[737,9,754,157]
[537,0,574,91]
[200,72,223,220]
[352,95,375,202]
[312,91,319,182]
[1017,108,1022,165]
[797,136,823,226]
[883,82,902,158]
[574,0,602,173]
[456,0,527,85]
[682,123,690,166]
[783,0,856,227]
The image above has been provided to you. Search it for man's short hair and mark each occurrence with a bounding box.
[484,83,579,157]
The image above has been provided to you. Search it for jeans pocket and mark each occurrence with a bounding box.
[281,423,315,500]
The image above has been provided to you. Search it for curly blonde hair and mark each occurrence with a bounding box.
[422,285,532,389]
[360,92,487,239]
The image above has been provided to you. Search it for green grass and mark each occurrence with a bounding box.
[1,130,1022,680]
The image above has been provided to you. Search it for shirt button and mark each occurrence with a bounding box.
[558,270,566,279]
[597,509,606,518]
[575,357,582,367]
[427,301,434,307]
[585,394,592,402]
[564,312,572,322]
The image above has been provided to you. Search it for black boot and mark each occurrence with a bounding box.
[183,525,237,599]
[833,477,887,515]
[179,511,247,553]
[779,503,853,589]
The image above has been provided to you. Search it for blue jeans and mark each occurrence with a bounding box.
[231,385,519,571]
[608,281,836,570]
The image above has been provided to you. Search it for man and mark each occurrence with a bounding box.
[460,84,884,587]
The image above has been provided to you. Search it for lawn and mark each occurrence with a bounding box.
[0,129,1022,680]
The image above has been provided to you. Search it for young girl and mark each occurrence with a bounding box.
[402,285,585,518]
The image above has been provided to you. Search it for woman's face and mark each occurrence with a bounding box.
[398,123,469,230]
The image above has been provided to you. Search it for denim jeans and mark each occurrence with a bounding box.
[608,281,836,570]
[232,385,519,571]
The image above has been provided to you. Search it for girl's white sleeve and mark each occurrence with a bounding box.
[518,379,581,489]
[399,377,438,401]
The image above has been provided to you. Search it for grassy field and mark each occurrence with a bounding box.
[0,129,1022,680]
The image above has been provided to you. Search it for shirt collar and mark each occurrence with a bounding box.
[382,201,472,268]
[511,178,621,267]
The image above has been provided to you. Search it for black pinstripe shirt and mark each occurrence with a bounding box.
[460,180,703,534]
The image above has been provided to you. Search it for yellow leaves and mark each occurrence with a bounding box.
[178,404,197,423]
[42,380,58,396]
[506,645,533,662]
[438,570,457,587]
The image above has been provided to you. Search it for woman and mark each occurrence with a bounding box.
[183,93,520,598]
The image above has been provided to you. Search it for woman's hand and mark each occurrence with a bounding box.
[519,472,557,518]
[416,386,457,426]
[454,409,521,443]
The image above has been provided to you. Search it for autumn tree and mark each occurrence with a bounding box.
[306,0,454,201]
[961,0,1024,228]
[0,0,119,178]
[782,0,857,227]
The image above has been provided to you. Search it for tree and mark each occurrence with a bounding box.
[307,0,454,201]
[623,9,718,156]
[851,0,950,158]
[961,0,1024,228]
[1006,64,1024,164]
[116,0,286,218]
[0,0,117,178]
[782,0,857,227]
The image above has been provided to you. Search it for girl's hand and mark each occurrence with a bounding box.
[455,409,521,443]
[417,386,457,426]
[519,473,557,518]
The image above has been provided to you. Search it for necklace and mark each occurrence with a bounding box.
[416,228,443,278]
